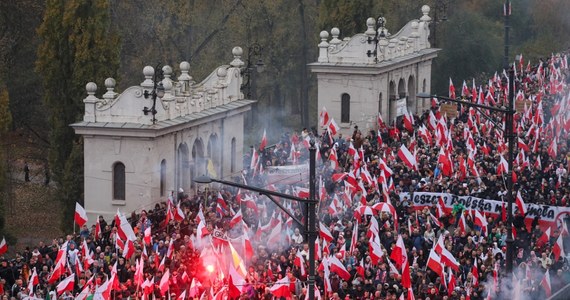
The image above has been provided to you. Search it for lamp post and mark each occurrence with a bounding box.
[431,0,449,48]
[417,67,516,273]
[241,43,265,100]
[503,0,511,69]
[366,16,386,63]
[142,64,165,124]
[194,142,318,300]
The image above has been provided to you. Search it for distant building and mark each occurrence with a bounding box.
[72,47,254,222]
[310,5,439,133]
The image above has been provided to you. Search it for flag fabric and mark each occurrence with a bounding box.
[397,144,417,171]
[328,255,351,280]
[449,78,456,99]
[319,222,334,242]
[259,129,267,151]
[74,203,88,227]
[541,270,552,297]
[115,210,137,241]
[0,237,7,255]
[553,234,564,261]
[159,269,170,296]
[515,191,527,215]
[56,274,75,295]
[320,107,330,127]
[269,276,291,298]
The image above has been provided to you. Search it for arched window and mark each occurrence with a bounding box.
[231,138,236,173]
[341,93,350,123]
[113,162,126,200]
[160,159,166,197]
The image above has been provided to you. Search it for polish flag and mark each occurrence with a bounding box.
[548,137,558,158]
[426,248,444,277]
[472,259,479,287]
[461,80,469,97]
[0,237,7,255]
[553,234,564,261]
[397,144,417,171]
[541,270,552,297]
[229,209,243,229]
[390,234,407,269]
[403,110,414,132]
[94,217,101,240]
[329,255,351,280]
[349,222,359,256]
[440,247,460,272]
[173,202,185,222]
[269,276,290,298]
[449,78,456,99]
[94,274,115,300]
[56,274,75,295]
[259,129,267,151]
[75,280,91,300]
[319,107,330,127]
[197,220,210,238]
[159,269,171,296]
[369,233,384,266]
[518,138,530,152]
[378,112,386,129]
[537,227,551,247]
[515,191,527,215]
[27,267,39,292]
[115,210,137,241]
[294,250,306,277]
[319,222,334,242]
[497,155,509,176]
[228,265,245,298]
[402,260,412,289]
[74,202,88,227]
[267,221,283,246]
[123,239,135,259]
[144,227,152,245]
[328,118,340,136]
[447,271,456,297]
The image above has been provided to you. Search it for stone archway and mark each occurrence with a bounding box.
[177,143,190,193]
[407,75,416,113]
[389,81,396,121]
[192,138,205,187]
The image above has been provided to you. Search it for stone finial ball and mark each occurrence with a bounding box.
[180,61,190,72]
[162,65,173,76]
[422,5,430,14]
[217,67,227,78]
[232,46,243,57]
[143,66,154,77]
[331,27,340,36]
[366,17,375,27]
[320,30,329,39]
[86,82,97,93]
[104,78,116,89]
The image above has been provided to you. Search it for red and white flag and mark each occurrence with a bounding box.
[159,269,170,296]
[427,247,444,277]
[270,276,291,298]
[537,227,551,247]
[515,191,527,215]
[144,226,151,245]
[553,234,564,261]
[541,270,552,297]
[259,129,267,151]
[328,118,340,136]
[319,222,334,242]
[449,78,456,99]
[397,144,417,171]
[74,202,88,227]
[390,234,407,269]
[329,255,351,280]
[56,274,75,295]
[0,237,7,255]
[115,210,137,241]
[320,107,330,127]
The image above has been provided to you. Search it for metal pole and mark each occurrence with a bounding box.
[307,140,317,300]
[505,67,516,273]
[503,0,510,69]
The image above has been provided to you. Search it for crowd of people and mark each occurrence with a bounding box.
[2,51,570,300]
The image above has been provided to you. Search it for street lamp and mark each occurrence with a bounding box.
[430,0,449,48]
[366,16,386,63]
[417,67,516,273]
[241,43,265,100]
[142,64,165,124]
[194,141,318,300]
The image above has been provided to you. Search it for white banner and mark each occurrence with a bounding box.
[400,192,570,226]
[265,164,309,185]
[396,97,407,117]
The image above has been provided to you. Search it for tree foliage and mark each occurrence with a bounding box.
[36,0,119,229]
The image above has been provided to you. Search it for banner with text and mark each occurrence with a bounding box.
[400,192,570,227]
